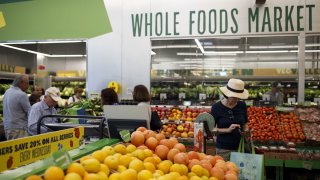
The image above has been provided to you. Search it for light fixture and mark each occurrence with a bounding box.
[0,44,86,57]
[250,45,298,49]
[0,44,51,56]
[177,52,204,56]
[50,54,86,57]
[194,39,205,53]
[1,40,84,44]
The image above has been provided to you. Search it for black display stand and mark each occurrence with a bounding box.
[202,121,213,154]
[36,115,106,139]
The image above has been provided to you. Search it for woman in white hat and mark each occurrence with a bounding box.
[211,79,249,160]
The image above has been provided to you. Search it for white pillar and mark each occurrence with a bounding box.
[298,32,305,103]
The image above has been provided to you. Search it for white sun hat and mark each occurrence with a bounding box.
[45,87,62,102]
[220,78,249,99]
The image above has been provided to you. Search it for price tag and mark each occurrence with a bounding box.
[52,148,72,169]
[302,161,313,170]
[314,98,320,104]
[119,130,131,142]
[179,93,186,99]
[160,93,167,100]
[199,93,206,101]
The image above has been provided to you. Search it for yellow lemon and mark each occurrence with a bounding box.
[104,155,119,170]
[144,157,157,166]
[83,173,100,180]
[97,171,108,179]
[113,153,122,160]
[191,165,203,177]
[177,175,189,180]
[102,146,115,156]
[202,169,209,177]
[109,172,121,180]
[190,176,202,180]
[114,144,127,155]
[201,176,209,180]
[92,150,107,163]
[188,172,197,178]
[137,170,153,180]
[117,165,127,173]
[119,154,133,167]
[44,166,64,180]
[132,149,145,160]
[170,172,181,179]
[64,173,82,180]
[153,171,162,178]
[143,149,153,158]
[143,162,156,173]
[81,158,101,173]
[100,164,110,176]
[66,162,85,177]
[170,164,183,175]
[80,155,93,164]
[129,159,144,172]
[155,169,164,176]
[120,169,137,180]
[126,144,137,153]
[180,164,188,176]
[153,155,162,164]
[157,160,173,174]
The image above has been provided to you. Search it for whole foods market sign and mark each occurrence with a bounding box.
[130,0,319,37]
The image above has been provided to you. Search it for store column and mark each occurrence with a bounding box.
[298,32,306,103]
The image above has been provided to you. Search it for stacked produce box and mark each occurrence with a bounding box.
[152,106,210,140]
[247,105,320,161]
[295,107,320,144]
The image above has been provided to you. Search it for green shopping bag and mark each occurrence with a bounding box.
[230,136,264,180]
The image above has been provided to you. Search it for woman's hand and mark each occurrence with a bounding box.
[228,124,240,133]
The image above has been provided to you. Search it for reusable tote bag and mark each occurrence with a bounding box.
[230,136,264,180]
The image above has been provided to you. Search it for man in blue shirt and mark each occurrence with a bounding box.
[3,75,31,140]
[28,87,62,135]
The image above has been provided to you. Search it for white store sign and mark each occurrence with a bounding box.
[87,0,320,98]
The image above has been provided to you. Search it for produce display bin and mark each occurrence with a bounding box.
[0,138,120,180]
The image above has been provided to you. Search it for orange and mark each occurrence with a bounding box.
[44,166,64,180]
[25,175,43,180]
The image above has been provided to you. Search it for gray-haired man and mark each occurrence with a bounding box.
[3,74,31,140]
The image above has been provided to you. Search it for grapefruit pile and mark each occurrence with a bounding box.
[26,127,239,180]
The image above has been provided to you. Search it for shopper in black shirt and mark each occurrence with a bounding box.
[211,79,249,161]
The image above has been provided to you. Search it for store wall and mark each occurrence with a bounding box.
[43,57,86,72]
[87,0,320,98]
[88,0,151,97]
[0,46,37,73]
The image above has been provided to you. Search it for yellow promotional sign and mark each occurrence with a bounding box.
[0,64,26,74]
[56,70,86,77]
[108,81,119,93]
[0,12,6,29]
[0,127,84,172]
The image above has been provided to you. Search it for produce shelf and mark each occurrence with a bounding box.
[285,160,320,169]
[0,138,120,179]
[265,158,284,167]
